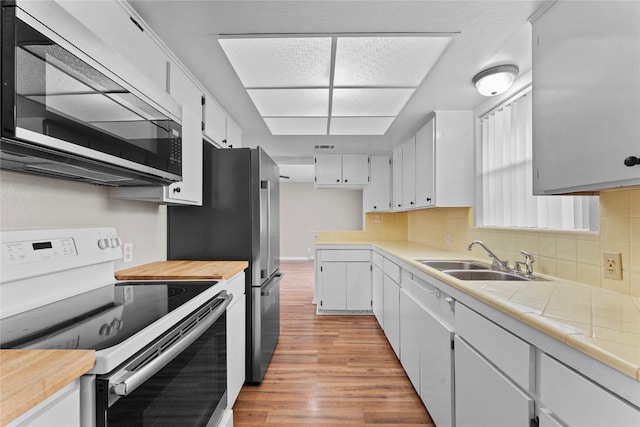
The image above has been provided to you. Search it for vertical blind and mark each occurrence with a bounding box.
[479,89,598,231]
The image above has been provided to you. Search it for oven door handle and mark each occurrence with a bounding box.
[109,293,232,398]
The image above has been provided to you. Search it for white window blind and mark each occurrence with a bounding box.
[478,89,598,231]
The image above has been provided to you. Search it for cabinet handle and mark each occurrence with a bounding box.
[624,156,640,167]
[426,197,432,202]
[373,206,377,209]
[410,201,414,205]
[444,297,455,310]
[173,187,181,193]
[344,179,348,183]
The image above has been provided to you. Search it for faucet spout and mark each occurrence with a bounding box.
[467,240,509,270]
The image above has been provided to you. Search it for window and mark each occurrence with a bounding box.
[477,87,598,231]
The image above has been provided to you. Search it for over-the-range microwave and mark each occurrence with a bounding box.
[0,0,182,186]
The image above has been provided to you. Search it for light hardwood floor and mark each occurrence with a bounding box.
[233,260,435,426]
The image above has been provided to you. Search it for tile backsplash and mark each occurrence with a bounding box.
[317,187,639,296]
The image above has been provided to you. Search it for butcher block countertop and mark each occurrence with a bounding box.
[115,260,249,280]
[0,350,95,425]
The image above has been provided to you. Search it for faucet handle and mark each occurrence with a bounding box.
[519,251,535,276]
[520,250,535,262]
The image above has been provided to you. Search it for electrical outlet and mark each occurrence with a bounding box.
[602,252,622,280]
[123,242,134,263]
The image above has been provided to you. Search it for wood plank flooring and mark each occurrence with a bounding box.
[233,260,435,426]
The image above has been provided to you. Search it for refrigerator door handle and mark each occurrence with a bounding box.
[260,179,270,280]
[261,272,283,296]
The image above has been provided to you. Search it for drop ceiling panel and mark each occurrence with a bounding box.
[333,36,452,86]
[330,117,395,135]
[248,88,329,116]
[264,117,328,135]
[331,88,414,116]
[218,37,332,87]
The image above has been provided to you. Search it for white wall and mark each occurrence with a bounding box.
[0,171,166,271]
[280,182,363,259]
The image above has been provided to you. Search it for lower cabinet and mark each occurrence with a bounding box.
[454,336,534,427]
[382,272,400,358]
[226,273,246,408]
[7,380,81,427]
[317,250,371,312]
[372,261,384,327]
[539,353,640,427]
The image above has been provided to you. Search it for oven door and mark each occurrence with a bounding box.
[96,291,231,427]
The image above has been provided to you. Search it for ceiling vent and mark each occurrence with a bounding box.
[314,145,335,150]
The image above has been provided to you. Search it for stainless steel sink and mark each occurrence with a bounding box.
[443,270,529,281]
[418,260,488,271]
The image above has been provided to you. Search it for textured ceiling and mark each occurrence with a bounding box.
[128,0,549,164]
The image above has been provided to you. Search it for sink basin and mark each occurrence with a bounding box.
[418,260,488,271]
[443,270,529,281]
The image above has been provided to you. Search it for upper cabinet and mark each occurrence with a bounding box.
[364,156,391,212]
[392,111,473,211]
[203,94,243,149]
[532,1,640,194]
[315,154,370,188]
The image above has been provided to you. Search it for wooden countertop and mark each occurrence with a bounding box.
[115,260,249,281]
[317,240,640,382]
[0,350,95,426]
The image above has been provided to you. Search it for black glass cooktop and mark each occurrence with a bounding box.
[0,280,217,351]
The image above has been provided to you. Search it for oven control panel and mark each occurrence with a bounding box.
[2,237,78,265]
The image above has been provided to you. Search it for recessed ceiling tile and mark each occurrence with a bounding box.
[333,36,451,87]
[218,37,332,87]
[331,88,415,116]
[329,117,395,135]
[248,88,329,116]
[263,117,327,135]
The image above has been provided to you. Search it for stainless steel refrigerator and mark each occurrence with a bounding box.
[167,143,281,384]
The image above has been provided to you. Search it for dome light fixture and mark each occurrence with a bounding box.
[472,64,519,96]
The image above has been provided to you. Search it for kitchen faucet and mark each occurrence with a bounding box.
[467,240,509,271]
[514,251,535,277]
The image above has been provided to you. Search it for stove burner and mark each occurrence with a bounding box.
[168,286,186,298]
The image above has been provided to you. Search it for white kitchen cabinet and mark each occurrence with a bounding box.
[225,273,246,409]
[364,156,391,212]
[392,146,403,210]
[56,0,170,92]
[203,94,243,149]
[316,250,371,312]
[539,354,640,427]
[371,259,384,327]
[414,119,435,208]
[402,137,417,209]
[531,1,640,194]
[314,154,369,187]
[114,63,203,205]
[399,288,421,391]
[382,259,400,358]
[7,380,81,427]
[455,336,534,427]
[392,111,473,211]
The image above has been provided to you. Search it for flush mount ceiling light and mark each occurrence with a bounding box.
[218,33,453,135]
[472,64,519,97]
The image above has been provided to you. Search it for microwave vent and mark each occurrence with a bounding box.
[26,163,133,183]
[314,145,335,150]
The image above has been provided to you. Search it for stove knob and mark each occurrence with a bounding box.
[97,239,110,250]
[99,324,113,335]
[110,238,121,248]
[111,319,123,331]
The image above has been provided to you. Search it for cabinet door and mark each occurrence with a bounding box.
[315,154,343,185]
[415,119,435,208]
[165,64,203,204]
[203,94,227,146]
[7,380,81,427]
[319,262,346,310]
[399,290,421,392]
[227,293,246,408]
[346,262,371,311]
[372,264,384,327]
[392,146,403,210]
[365,156,391,212]
[342,154,369,185]
[383,274,400,358]
[455,336,534,427]
[419,304,454,427]
[532,1,640,193]
[226,119,242,148]
[57,0,169,92]
[402,137,416,208]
